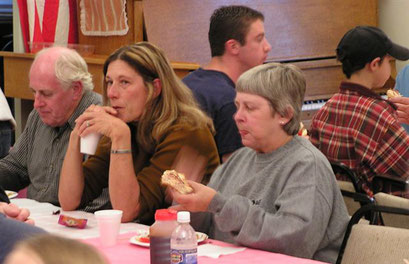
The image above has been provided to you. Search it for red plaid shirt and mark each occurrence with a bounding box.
[310,82,409,197]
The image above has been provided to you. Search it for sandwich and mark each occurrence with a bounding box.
[161,170,193,194]
[386,89,401,99]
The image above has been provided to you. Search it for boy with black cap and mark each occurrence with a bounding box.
[310,26,409,197]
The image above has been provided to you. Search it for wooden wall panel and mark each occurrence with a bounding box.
[143,0,377,65]
[0,52,198,100]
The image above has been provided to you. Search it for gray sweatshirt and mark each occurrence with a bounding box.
[193,136,348,263]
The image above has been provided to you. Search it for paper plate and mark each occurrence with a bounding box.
[5,190,17,199]
[129,230,150,247]
[129,230,208,247]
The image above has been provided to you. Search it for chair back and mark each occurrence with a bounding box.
[341,224,409,264]
[373,174,409,196]
[337,180,363,216]
[331,161,374,218]
[374,192,409,229]
[336,204,409,264]
[331,161,361,192]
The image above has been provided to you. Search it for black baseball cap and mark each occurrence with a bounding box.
[336,26,409,65]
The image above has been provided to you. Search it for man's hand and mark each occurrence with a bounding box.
[389,96,409,125]
[170,181,216,212]
[0,202,34,225]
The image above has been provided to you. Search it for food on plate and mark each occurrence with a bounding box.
[298,122,308,137]
[130,231,207,247]
[386,89,401,99]
[135,234,150,244]
[138,236,150,243]
[161,170,193,194]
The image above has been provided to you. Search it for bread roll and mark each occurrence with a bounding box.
[161,170,193,194]
[387,89,401,99]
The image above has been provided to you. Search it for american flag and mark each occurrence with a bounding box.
[17,0,78,53]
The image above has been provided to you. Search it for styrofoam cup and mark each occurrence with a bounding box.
[80,132,101,155]
[94,209,123,247]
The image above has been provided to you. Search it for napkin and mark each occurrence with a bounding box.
[198,244,246,258]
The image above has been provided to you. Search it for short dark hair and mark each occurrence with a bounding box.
[336,26,409,78]
[208,5,264,57]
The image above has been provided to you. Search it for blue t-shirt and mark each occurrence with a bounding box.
[183,68,243,159]
[395,65,409,133]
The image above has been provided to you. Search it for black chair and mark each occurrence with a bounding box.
[331,161,375,220]
[330,161,361,192]
[372,174,409,195]
[336,204,409,264]
[370,174,409,228]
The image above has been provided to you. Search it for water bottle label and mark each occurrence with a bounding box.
[170,249,197,264]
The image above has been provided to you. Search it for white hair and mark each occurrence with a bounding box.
[35,47,94,93]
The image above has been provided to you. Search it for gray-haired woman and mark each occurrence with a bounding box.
[171,63,349,264]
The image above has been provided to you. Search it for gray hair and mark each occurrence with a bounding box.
[236,62,306,135]
[35,47,93,92]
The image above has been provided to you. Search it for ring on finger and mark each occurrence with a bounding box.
[86,121,90,127]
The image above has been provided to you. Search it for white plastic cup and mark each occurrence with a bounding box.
[94,209,123,247]
[80,132,101,155]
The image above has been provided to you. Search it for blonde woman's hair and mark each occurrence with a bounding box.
[7,234,107,264]
[236,62,306,135]
[103,42,214,152]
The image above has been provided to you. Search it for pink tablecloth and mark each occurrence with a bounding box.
[83,232,327,264]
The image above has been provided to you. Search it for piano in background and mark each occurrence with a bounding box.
[143,0,385,129]
[257,0,391,130]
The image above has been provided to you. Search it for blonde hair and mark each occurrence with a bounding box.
[103,42,214,152]
[236,62,306,135]
[8,234,107,264]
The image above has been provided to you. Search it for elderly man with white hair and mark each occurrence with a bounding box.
[0,46,101,207]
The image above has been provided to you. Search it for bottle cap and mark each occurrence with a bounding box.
[155,209,177,221]
[177,211,190,223]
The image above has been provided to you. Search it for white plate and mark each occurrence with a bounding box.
[129,230,208,248]
[5,190,17,199]
[129,229,150,247]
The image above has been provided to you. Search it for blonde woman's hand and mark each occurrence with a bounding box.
[75,105,128,140]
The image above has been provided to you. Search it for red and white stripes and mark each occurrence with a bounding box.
[17,0,78,52]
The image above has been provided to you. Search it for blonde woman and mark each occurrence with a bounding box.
[4,234,107,264]
[59,42,219,223]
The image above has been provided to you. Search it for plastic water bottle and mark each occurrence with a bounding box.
[170,211,198,264]
[150,209,178,264]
